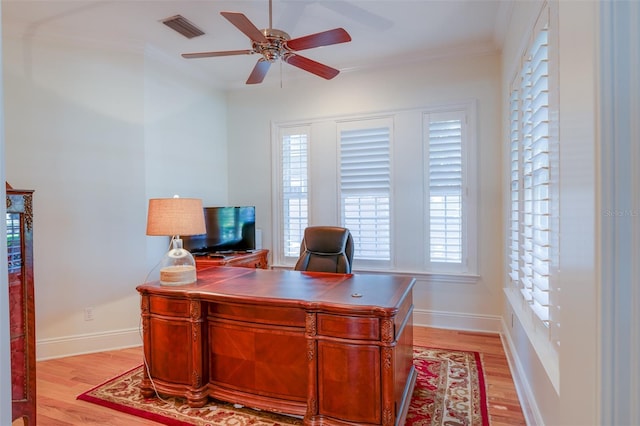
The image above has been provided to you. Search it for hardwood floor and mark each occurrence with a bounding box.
[414,327,527,426]
[20,326,526,425]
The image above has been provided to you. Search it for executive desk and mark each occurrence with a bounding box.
[137,266,416,426]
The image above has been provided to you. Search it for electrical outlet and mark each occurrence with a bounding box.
[84,307,94,321]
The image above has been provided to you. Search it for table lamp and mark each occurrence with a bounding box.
[146,196,206,286]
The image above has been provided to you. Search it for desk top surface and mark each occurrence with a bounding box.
[137,266,415,315]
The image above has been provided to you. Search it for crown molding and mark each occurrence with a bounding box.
[340,40,501,76]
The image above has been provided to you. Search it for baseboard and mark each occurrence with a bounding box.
[412,308,503,333]
[36,327,142,361]
[35,310,501,360]
[499,318,542,426]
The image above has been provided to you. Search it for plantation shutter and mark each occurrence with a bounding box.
[530,25,551,324]
[427,112,464,264]
[509,14,553,329]
[508,88,521,286]
[281,128,309,257]
[522,25,550,324]
[339,122,391,261]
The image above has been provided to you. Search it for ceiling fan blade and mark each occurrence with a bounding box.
[246,59,271,84]
[284,54,340,80]
[220,11,268,43]
[286,28,351,51]
[182,49,253,59]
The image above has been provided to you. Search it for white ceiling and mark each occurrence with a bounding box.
[2,0,509,90]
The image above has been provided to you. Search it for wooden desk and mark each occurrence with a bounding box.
[194,249,269,270]
[137,267,415,426]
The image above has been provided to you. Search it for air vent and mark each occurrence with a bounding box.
[162,15,205,39]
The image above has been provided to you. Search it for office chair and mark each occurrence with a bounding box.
[294,226,354,274]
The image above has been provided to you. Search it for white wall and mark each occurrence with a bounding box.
[143,49,230,277]
[500,1,599,425]
[598,2,640,424]
[226,52,504,332]
[2,33,228,359]
[0,5,11,424]
[3,35,148,358]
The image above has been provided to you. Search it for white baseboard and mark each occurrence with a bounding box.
[499,318,541,426]
[412,308,503,333]
[36,327,142,361]
[36,310,503,361]
[35,310,500,359]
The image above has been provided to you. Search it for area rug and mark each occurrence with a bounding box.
[77,347,488,425]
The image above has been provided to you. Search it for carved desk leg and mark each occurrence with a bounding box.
[381,318,395,426]
[305,312,319,422]
[139,295,155,399]
[186,299,208,407]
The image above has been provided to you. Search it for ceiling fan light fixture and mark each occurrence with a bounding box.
[162,15,205,39]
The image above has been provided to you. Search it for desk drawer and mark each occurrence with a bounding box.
[208,302,306,328]
[317,314,379,341]
[149,296,191,317]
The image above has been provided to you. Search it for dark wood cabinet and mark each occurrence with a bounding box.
[7,185,36,425]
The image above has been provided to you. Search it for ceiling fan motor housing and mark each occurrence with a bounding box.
[253,28,291,62]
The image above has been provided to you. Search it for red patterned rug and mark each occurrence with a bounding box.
[77,347,488,425]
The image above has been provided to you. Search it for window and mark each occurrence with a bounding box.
[507,4,559,351]
[273,104,477,275]
[277,126,309,258]
[339,120,392,261]
[425,112,466,268]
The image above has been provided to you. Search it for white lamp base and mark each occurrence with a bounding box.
[160,265,197,286]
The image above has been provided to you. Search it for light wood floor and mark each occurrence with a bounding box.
[17,327,526,426]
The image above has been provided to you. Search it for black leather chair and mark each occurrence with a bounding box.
[294,226,354,274]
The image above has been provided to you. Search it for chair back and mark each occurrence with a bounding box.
[294,226,354,274]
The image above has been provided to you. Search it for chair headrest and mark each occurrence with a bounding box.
[303,227,350,254]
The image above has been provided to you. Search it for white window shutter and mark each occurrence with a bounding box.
[339,122,391,261]
[426,112,464,264]
[281,129,309,258]
[509,88,521,285]
[509,17,553,329]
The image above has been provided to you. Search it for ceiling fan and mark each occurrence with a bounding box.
[181,0,352,85]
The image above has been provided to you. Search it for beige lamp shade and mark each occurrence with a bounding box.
[146,197,206,237]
